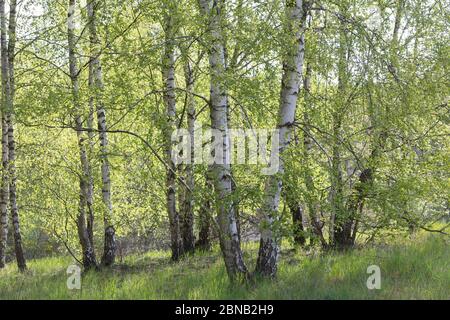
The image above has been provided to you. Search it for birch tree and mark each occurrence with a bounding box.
[0,0,9,269]
[255,0,307,278]
[87,0,116,266]
[330,2,349,249]
[180,57,196,254]
[162,1,182,261]
[199,0,248,282]
[7,0,26,271]
[68,0,97,270]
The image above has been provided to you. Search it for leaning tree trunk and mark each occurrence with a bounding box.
[68,0,97,270]
[180,59,196,254]
[255,0,306,278]
[87,0,116,267]
[0,0,9,269]
[7,0,26,271]
[199,0,248,282]
[161,7,182,261]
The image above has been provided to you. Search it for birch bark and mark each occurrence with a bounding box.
[181,60,196,254]
[86,60,95,246]
[162,7,182,261]
[199,0,248,282]
[87,0,116,266]
[255,0,306,278]
[68,0,97,269]
[0,0,9,269]
[331,4,349,248]
[7,0,26,271]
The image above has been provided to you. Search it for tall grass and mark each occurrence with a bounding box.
[0,234,448,299]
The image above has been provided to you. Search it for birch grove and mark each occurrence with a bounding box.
[0,0,446,292]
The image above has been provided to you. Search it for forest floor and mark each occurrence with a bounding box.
[0,233,448,299]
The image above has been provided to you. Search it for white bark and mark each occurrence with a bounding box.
[7,0,26,271]
[0,0,9,269]
[162,8,182,261]
[199,0,248,282]
[181,59,196,253]
[87,0,116,266]
[255,0,306,278]
[68,0,97,269]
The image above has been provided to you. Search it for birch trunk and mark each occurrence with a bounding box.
[199,0,248,282]
[87,0,116,266]
[7,0,26,271]
[255,0,306,278]
[332,4,352,249]
[86,60,95,246]
[0,0,8,269]
[181,60,196,254]
[162,9,182,261]
[68,0,97,269]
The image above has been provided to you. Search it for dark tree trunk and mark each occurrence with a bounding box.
[289,203,306,246]
[196,197,212,251]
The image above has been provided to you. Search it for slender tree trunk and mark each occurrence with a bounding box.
[7,0,26,271]
[87,0,116,267]
[0,0,9,269]
[255,0,306,278]
[199,0,248,282]
[331,4,351,249]
[225,29,242,246]
[181,60,196,254]
[68,0,97,270]
[162,7,182,261]
[86,59,95,246]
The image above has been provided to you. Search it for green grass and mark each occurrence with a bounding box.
[0,234,448,299]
